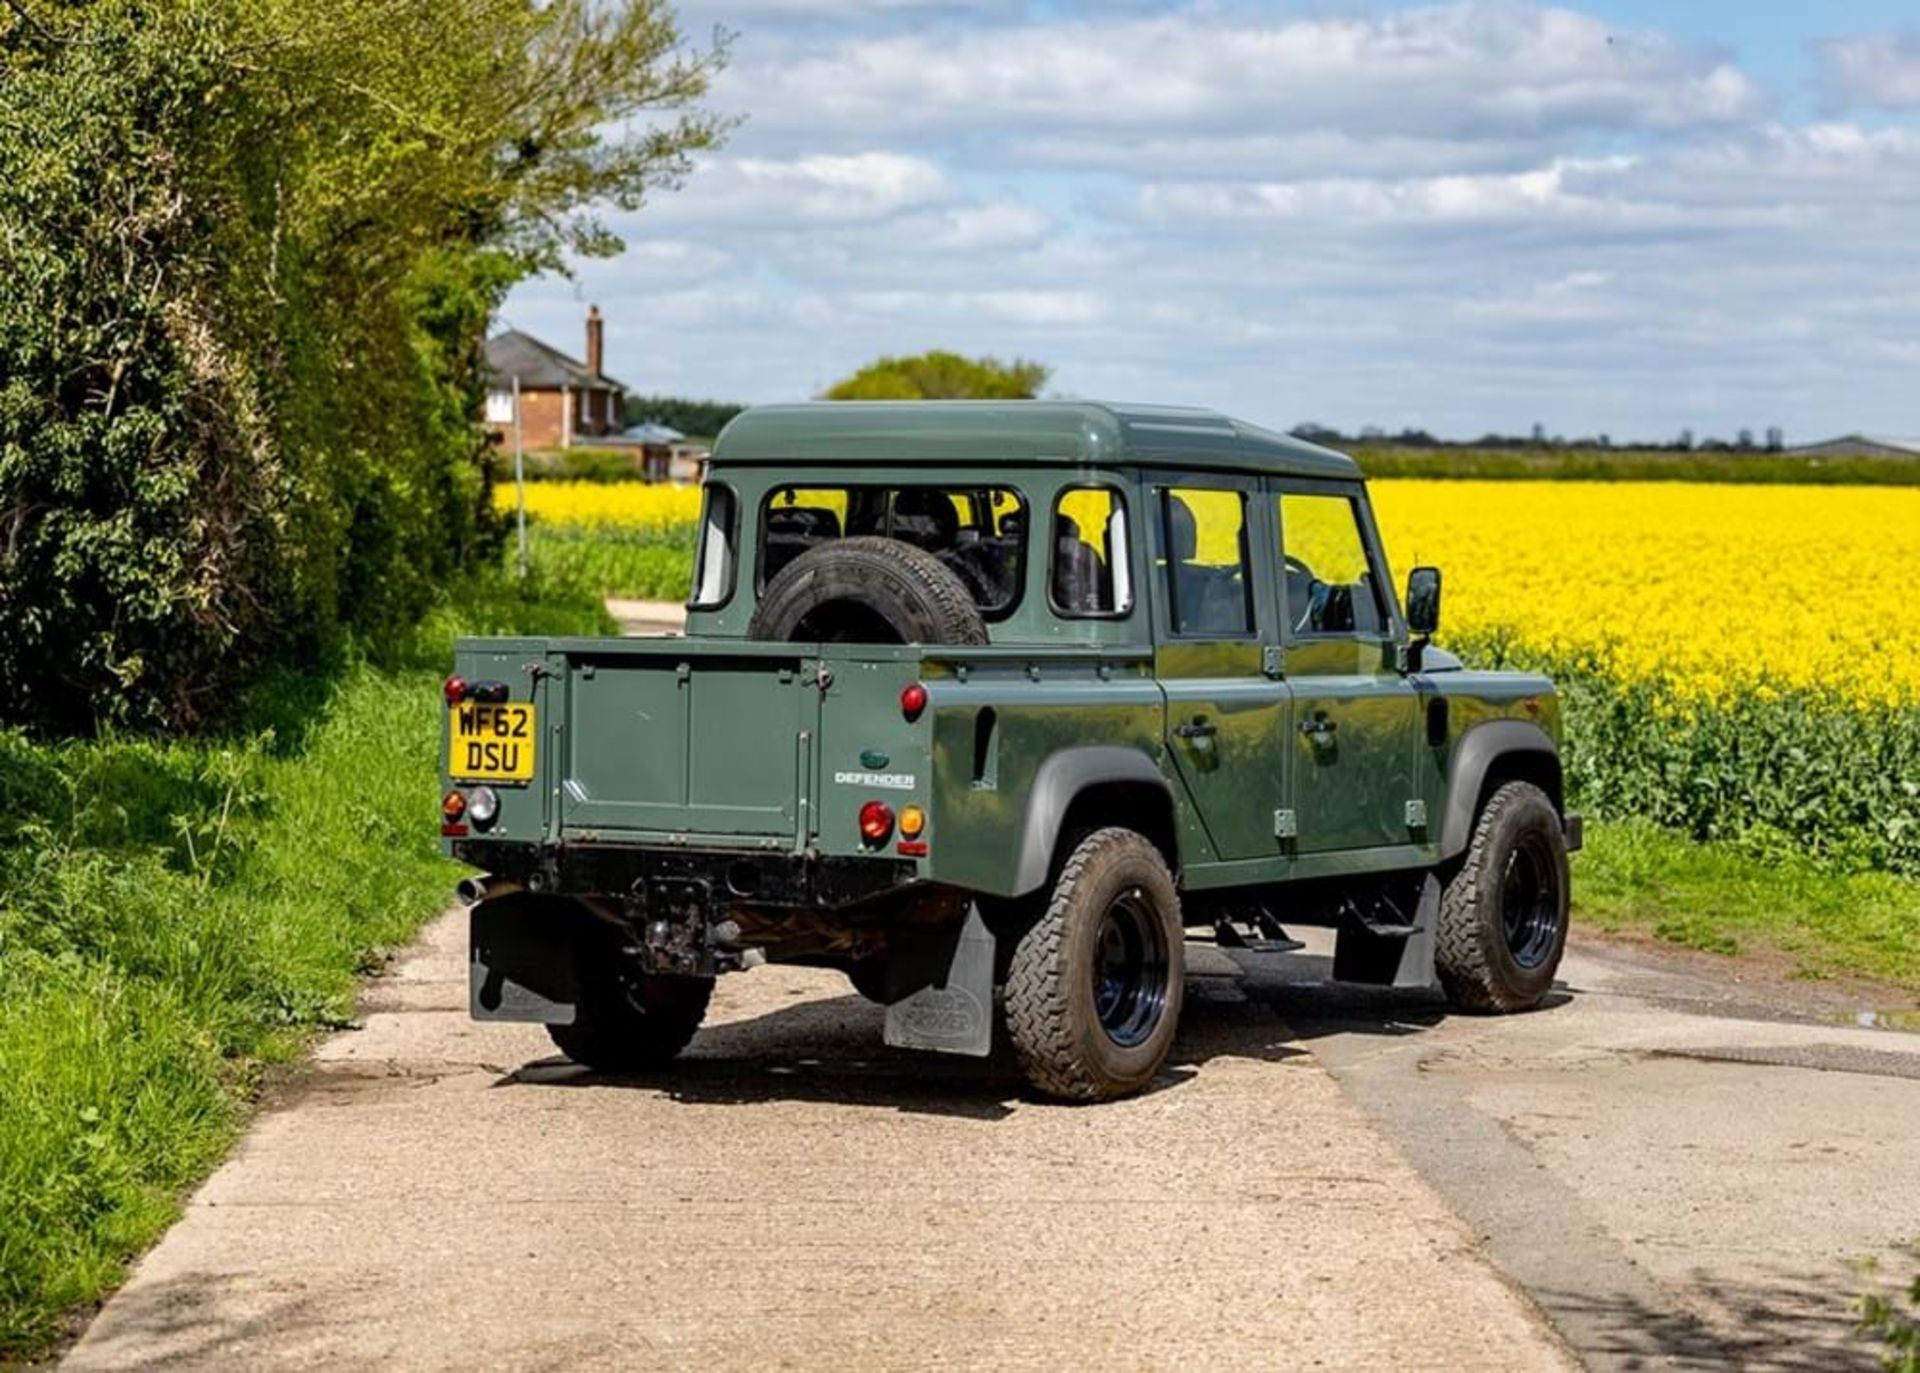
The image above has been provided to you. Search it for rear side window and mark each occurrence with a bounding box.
[1050,487,1132,617]
[1160,487,1253,637]
[688,483,737,610]
[760,485,1028,618]
[1277,492,1386,636]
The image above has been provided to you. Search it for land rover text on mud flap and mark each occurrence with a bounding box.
[443,402,1580,1101]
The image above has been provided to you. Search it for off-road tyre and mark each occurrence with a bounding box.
[547,955,714,1073]
[1435,780,1570,1013]
[1003,828,1184,1102]
[748,536,988,645]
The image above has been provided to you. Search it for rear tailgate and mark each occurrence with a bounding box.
[559,640,816,839]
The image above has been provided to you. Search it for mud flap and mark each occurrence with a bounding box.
[470,896,579,1025]
[1332,874,1441,990]
[883,904,996,1057]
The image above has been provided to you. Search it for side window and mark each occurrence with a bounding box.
[1050,487,1132,617]
[1160,487,1252,637]
[689,483,737,609]
[1277,493,1386,636]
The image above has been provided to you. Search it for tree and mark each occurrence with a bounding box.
[823,350,1050,401]
[624,395,748,437]
[0,0,726,732]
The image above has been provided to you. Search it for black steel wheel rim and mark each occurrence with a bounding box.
[1092,886,1170,1048]
[1500,832,1563,970]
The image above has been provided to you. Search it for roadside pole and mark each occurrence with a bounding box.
[513,374,527,579]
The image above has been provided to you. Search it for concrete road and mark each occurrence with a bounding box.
[67,912,1575,1371]
[1265,933,1920,1371]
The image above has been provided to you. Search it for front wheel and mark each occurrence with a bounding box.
[1434,780,1570,1012]
[1003,828,1184,1102]
[546,931,713,1072]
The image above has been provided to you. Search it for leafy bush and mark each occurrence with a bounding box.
[0,0,724,735]
[823,350,1050,400]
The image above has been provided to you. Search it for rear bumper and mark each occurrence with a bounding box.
[1563,810,1584,854]
[450,839,918,912]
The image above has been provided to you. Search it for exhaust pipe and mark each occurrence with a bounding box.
[457,875,521,907]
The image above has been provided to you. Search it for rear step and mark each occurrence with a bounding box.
[1212,907,1305,956]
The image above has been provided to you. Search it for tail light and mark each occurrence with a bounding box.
[443,675,468,704]
[858,800,894,844]
[900,682,928,722]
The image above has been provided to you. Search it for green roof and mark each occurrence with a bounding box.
[710,401,1359,479]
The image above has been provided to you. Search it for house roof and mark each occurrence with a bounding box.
[484,329,627,392]
[710,401,1359,479]
[1788,433,1920,456]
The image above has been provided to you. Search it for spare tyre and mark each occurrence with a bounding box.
[748,536,989,645]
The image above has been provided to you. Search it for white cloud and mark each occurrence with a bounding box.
[1817,30,1920,109]
[504,4,1920,439]
[726,3,1763,148]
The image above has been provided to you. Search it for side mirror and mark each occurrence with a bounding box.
[1405,566,1442,636]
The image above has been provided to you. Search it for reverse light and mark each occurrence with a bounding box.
[900,682,928,722]
[443,675,469,705]
[899,805,926,839]
[467,785,500,830]
[858,800,894,844]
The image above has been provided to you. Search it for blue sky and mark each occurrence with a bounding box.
[503,2,1920,441]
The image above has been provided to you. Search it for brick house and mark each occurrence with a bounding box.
[483,306,627,449]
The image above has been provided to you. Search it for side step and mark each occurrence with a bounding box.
[1213,907,1305,956]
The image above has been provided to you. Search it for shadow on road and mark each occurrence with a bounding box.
[494,950,1576,1119]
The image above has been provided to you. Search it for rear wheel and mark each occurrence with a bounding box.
[1003,828,1184,1102]
[546,930,713,1072]
[1434,781,1570,1013]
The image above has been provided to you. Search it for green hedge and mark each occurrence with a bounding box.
[1454,635,1920,877]
[1352,445,1920,485]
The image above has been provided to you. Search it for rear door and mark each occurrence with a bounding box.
[1146,472,1292,862]
[1269,482,1422,855]
[560,646,817,838]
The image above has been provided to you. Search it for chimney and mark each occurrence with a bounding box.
[585,304,604,378]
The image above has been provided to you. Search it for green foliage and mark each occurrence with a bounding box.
[1354,445,1920,485]
[490,446,648,483]
[823,350,1050,401]
[525,523,695,600]
[0,570,608,1358]
[1857,1248,1920,1373]
[0,0,724,734]
[1576,820,1919,984]
[624,394,746,438]
[1454,634,1920,879]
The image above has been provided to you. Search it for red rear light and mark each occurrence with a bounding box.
[858,800,894,844]
[900,682,928,722]
[443,675,468,704]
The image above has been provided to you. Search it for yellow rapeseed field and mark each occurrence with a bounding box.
[503,479,1920,706]
[500,480,702,529]
[1368,482,1920,707]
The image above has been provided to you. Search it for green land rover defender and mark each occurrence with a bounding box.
[442,402,1579,1101]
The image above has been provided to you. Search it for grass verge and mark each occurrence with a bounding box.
[523,522,694,601]
[0,571,611,1358]
[1576,818,1920,989]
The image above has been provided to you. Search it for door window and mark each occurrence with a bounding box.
[1277,493,1386,637]
[1050,487,1132,617]
[1160,488,1253,637]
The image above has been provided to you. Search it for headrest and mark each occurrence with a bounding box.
[1167,496,1198,561]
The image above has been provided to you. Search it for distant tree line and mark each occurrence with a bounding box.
[1291,422,1790,453]
[623,395,747,437]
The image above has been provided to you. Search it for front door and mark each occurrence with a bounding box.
[1271,483,1423,855]
[1147,475,1291,862]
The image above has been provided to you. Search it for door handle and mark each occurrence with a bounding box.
[1175,719,1217,739]
[1298,717,1338,737]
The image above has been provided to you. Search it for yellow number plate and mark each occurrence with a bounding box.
[449,702,536,783]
